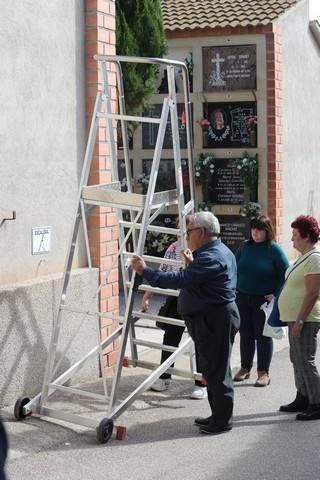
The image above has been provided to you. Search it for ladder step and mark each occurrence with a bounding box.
[82,186,178,210]
[125,252,182,268]
[126,359,196,380]
[97,112,161,124]
[132,310,185,327]
[120,220,180,236]
[126,282,179,296]
[132,339,177,352]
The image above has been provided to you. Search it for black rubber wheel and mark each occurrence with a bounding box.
[14,396,30,420]
[97,418,113,444]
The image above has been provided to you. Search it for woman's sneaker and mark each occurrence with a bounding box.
[190,386,207,400]
[150,379,171,392]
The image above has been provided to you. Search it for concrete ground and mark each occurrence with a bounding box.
[2,294,320,480]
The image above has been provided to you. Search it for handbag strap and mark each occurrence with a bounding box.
[285,251,320,282]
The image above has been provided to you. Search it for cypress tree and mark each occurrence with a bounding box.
[116,0,167,116]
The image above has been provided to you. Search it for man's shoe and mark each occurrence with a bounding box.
[190,386,208,400]
[279,392,309,413]
[233,368,250,382]
[296,404,320,421]
[199,421,232,435]
[150,378,171,392]
[255,371,270,387]
[194,415,214,427]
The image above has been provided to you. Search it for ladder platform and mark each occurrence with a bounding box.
[82,186,178,210]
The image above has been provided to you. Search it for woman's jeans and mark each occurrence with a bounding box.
[236,291,273,372]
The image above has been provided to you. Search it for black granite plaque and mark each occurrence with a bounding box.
[142,103,192,149]
[210,159,245,205]
[217,215,249,252]
[203,45,256,91]
[142,158,190,201]
[204,102,257,148]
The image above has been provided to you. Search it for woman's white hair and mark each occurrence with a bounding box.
[190,212,220,237]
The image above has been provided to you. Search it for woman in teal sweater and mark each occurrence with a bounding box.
[234,215,289,386]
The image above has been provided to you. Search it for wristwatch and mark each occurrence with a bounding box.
[297,320,304,325]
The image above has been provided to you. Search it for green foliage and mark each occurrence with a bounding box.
[194,153,215,187]
[240,202,262,219]
[144,231,175,257]
[235,152,258,189]
[116,0,167,116]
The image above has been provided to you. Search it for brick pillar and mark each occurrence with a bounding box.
[85,0,119,374]
[265,25,283,243]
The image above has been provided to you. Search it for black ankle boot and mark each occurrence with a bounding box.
[279,392,308,413]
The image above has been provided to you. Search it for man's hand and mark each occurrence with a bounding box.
[264,294,274,302]
[131,255,146,276]
[182,248,193,266]
[141,296,150,312]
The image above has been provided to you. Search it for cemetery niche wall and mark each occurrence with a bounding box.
[199,42,258,252]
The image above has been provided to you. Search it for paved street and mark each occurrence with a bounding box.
[2,294,320,479]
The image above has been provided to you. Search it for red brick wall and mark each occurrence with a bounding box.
[85,0,118,374]
[265,25,283,243]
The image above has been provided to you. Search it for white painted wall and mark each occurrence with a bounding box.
[0,0,87,285]
[277,0,320,258]
[0,2,100,405]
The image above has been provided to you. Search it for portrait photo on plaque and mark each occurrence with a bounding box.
[142,103,193,150]
[203,45,256,91]
[203,101,257,148]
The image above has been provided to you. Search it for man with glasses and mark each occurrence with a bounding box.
[131,212,239,434]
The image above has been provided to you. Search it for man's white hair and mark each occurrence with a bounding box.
[190,212,220,236]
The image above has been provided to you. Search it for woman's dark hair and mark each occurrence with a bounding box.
[291,215,320,244]
[249,215,275,246]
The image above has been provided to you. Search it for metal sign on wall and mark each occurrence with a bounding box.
[203,45,256,91]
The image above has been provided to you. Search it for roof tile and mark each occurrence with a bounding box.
[160,0,301,31]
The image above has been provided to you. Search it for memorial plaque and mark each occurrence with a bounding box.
[210,159,245,205]
[203,45,256,91]
[204,102,257,148]
[142,158,190,201]
[142,103,192,150]
[217,215,249,252]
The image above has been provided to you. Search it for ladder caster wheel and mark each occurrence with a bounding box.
[97,418,113,444]
[14,396,30,421]
[115,425,127,440]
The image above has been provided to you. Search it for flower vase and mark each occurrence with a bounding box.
[249,129,257,147]
[249,183,258,202]
[202,184,211,203]
[202,129,208,148]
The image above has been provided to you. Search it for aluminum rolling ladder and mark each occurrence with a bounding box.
[13,55,198,443]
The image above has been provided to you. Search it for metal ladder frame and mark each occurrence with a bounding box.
[14,55,198,443]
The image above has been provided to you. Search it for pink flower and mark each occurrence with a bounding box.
[197,118,210,129]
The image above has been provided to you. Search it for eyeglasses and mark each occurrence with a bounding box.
[186,227,202,237]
